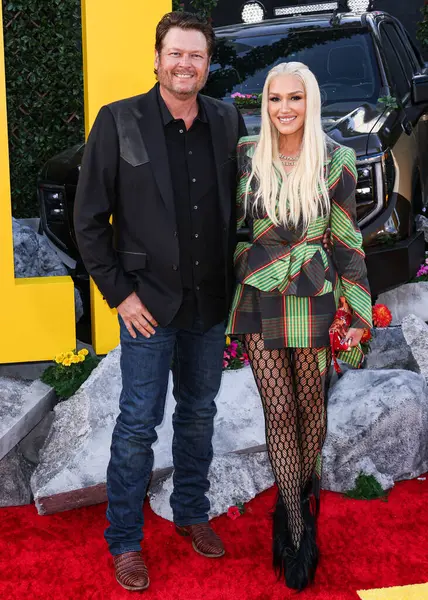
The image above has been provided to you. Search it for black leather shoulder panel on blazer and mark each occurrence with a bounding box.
[108,95,149,167]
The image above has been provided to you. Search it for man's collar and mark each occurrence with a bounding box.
[156,83,207,125]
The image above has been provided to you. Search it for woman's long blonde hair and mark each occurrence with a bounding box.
[246,62,330,229]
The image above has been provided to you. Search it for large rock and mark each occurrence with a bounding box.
[0,377,55,462]
[31,349,265,514]
[415,214,428,243]
[364,326,418,372]
[0,377,56,506]
[376,282,428,326]
[149,451,273,521]
[0,446,34,507]
[12,218,83,322]
[0,377,31,460]
[322,369,428,492]
[401,314,428,381]
[19,411,56,466]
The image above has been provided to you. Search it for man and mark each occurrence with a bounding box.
[74,11,246,592]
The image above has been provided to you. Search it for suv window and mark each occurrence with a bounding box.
[382,22,414,84]
[379,24,408,99]
[206,27,381,111]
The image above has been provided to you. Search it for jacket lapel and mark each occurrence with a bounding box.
[200,96,231,226]
[137,86,176,221]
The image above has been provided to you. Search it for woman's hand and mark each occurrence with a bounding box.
[344,327,364,348]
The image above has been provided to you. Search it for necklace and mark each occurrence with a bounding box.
[279,152,300,166]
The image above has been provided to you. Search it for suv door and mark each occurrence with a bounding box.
[379,19,428,218]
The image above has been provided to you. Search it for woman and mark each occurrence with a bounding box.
[227,62,372,590]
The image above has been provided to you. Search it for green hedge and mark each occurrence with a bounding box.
[2,0,84,218]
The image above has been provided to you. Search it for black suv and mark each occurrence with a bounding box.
[38,5,428,302]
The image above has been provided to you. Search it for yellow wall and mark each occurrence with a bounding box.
[0,1,75,363]
[81,0,171,354]
[0,1,171,362]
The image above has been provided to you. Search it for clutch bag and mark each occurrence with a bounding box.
[329,296,352,375]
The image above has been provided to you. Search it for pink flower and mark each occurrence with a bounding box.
[416,264,428,277]
[227,506,241,520]
[223,359,229,368]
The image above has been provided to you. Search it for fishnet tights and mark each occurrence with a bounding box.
[244,334,327,549]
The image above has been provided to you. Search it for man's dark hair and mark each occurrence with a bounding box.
[155,11,215,58]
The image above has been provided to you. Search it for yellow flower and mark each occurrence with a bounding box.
[65,351,74,360]
[62,358,72,367]
[71,355,81,364]
[225,336,231,346]
[55,353,65,364]
[78,354,85,362]
[78,348,89,357]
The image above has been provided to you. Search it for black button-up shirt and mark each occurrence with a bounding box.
[157,87,226,330]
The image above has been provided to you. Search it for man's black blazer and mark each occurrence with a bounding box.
[74,84,247,327]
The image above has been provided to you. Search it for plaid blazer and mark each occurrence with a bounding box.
[227,135,372,366]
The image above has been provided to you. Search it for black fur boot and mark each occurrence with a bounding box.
[272,492,294,580]
[272,491,319,592]
[284,489,319,591]
[284,523,318,591]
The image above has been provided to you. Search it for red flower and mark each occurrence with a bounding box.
[227,506,241,520]
[372,304,392,328]
[361,328,372,343]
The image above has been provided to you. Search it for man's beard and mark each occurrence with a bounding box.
[157,64,208,98]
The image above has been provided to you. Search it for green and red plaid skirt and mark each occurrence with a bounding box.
[226,282,364,371]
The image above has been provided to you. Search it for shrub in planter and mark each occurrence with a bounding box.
[41,348,99,400]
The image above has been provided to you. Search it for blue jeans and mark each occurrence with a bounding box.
[105,316,225,556]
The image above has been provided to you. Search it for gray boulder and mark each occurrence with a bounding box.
[377,282,428,326]
[149,451,274,522]
[31,348,266,514]
[0,446,34,507]
[322,369,428,492]
[0,377,55,462]
[12,218,83,322]
[401,314,428,382]
[416,214,428,243]
[364,326,418,372]
[0,377,31,460]
[19,411,56,466]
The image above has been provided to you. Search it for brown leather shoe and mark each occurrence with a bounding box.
[175,523,225,558]
[113,551,149,591]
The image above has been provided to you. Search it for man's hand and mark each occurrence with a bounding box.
[344,327,364,349]
[322,227,332,253]
[117,292,158,339]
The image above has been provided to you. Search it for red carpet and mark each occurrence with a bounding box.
[0,477,427,600]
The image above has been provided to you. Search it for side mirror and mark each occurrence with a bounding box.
[412,73,428,105]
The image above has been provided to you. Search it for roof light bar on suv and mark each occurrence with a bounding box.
[273,0,372,18]
[274,3,338,16]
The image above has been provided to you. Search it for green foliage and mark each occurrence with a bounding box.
[2,0,84,217]
[417,3,428,48]
[360,340,371,356]
[189,0,218,20]
[172,0,184,11]
[41,353,100,400]
[377,95,399,110]
[345,473,388,501]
